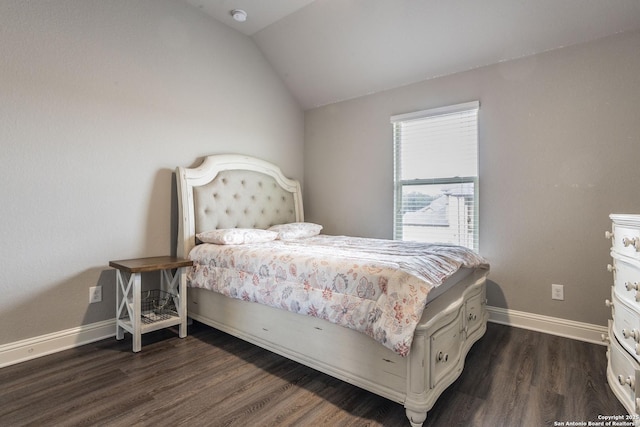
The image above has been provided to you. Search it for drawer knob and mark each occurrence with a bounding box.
[618,375,636,390]
[606,231,614,240]
[437,351,449,363]
[607,264,616,273]
[626,281,639,291]
[622,328,640,342]
[468,313,477,321]
[605,299,614,308]
[622,236,640,252]
[601,333,610,343]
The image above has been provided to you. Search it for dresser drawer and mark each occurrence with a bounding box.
[609,333,640,415]
[614,257,640,309]
[612,222,640,260]
[613,292,640,363]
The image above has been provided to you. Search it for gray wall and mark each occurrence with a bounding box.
[0,0,303,345]
[304,30,640,327]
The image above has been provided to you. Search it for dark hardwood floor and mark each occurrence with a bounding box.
[0,322,626,426]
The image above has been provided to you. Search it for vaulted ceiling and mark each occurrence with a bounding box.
[183,0,640,110]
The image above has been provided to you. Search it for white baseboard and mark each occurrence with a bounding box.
[0,319,116,369]
[0,308,607,369]
[487,306,607,346]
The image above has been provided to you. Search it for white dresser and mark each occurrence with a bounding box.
[606,214,640,420]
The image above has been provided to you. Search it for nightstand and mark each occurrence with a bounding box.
[109,256,193,352]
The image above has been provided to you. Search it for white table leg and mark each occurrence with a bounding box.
[178,268,187,338]
[115,270,128,341]
[162,268,187,339]
[131,272,142,352]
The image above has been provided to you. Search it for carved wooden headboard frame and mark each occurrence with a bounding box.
[175,154,304,258]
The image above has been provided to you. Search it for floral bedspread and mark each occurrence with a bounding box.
[188,235,489,356]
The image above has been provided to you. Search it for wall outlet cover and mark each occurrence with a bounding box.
[552,284,564,301]
[89,286,102,303]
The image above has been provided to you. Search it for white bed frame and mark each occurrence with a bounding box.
[176,154,489,426]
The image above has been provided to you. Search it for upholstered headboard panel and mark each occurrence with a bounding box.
[176,154,303,258]
[193,169,296,233]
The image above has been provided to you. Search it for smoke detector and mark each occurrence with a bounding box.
[231,9,247,22]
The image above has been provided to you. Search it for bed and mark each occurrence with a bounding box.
[175,154,489,426]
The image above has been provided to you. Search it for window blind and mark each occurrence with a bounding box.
[391,101,479,251]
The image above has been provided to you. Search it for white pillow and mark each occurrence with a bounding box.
[197,228,278,245]
[268,222,323,240]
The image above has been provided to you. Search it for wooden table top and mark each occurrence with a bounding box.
[109,256,193,273]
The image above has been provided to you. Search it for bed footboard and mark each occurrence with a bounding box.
[404,269,488,426]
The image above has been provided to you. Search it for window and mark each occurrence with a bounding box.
[391,101,479,251]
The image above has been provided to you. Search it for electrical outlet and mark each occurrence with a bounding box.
[551,284,564,301]
[89,286,102,303]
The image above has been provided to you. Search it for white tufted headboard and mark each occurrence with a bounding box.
[175,154,304,258]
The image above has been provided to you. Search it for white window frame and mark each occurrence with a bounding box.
[391,101,480,250]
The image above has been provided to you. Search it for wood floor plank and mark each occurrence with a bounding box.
[0,322,628,427]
